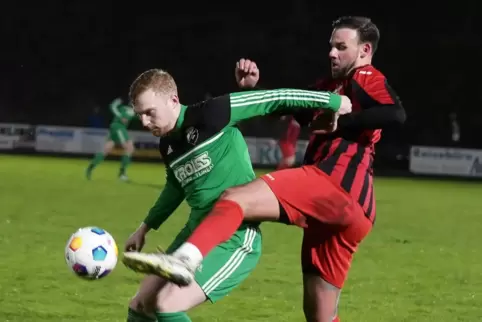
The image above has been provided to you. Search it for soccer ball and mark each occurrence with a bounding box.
[65,227,118,280]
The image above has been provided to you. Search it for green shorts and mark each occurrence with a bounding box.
[108,123,129,145]
[166,224,262,303]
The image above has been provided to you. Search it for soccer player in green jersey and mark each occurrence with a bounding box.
[85,97,136,181]
[123,69,351,322]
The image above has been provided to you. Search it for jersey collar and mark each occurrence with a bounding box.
[175,104,187,130]
[346,64,372,78]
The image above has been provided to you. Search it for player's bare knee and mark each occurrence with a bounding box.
[124,141,135,154]
[129,143,135,154]
[220,187,241,201]
[155,301,168,313]
[103,141,114,153]
[220,179,279,221]
[155,283,178,313]
[156,282,206,313]
[155,291,179,313]
[220,186,252,214]
[131,292,156,312]
[130,278,163,314]
[129,296,145,313]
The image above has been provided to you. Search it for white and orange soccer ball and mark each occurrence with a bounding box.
[65,227,118,280]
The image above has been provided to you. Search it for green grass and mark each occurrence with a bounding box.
[1,154,481,321]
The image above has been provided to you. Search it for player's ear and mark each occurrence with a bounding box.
[171,94,179,105]
[360,43,371,58]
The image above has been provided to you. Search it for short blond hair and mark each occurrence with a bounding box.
[129,69,178,106]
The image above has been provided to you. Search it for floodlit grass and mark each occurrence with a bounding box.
[1,155,481,321]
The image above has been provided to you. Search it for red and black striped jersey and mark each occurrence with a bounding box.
[300,65,405,223]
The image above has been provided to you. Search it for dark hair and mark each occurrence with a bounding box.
[332,16,380,53]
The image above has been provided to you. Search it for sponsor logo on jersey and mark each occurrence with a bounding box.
[173,151,213,186]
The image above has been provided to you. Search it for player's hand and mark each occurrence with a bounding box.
[235,58,260,89]
[338,95,352,115]
[310,111,339,134]
[309,95,350,134]
[121,118,128,124]
[124,223,150,252]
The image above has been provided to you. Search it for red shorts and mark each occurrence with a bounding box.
[260,165,372,288]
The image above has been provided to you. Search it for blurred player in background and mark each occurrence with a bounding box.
[85,97,136,181]
[277,115,300,169]
[124,16,406,322]
[122,69,351,322]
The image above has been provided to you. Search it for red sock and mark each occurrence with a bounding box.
[332,316,340,322]
[186,200,244,256]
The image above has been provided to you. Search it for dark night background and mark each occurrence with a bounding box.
[1,1,480,152]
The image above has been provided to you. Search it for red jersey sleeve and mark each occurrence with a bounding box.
[352,66,394,105]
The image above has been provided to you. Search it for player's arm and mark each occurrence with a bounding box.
[227,89,343,125]
[236,87,317,127]
[181,89,345,131]
[119,105,136,123]
[234,59,323,126]
[291,81,327,127]
[338,76,406,130]
[143,168,185,231]
[125,164,185,251]
[109,98,123,117]
[236,83,325,127]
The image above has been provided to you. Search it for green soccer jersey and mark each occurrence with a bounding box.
[109,98,135,128]
[143,88,342,229]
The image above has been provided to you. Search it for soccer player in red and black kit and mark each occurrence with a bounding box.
[123,16,406,322]
[277,115,301,169]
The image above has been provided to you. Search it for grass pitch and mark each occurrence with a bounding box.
[1,155,481,321]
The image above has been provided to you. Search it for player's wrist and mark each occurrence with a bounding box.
[239,84,257,90]
[138,222,152,234]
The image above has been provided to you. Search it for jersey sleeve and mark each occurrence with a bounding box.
[291,79,331,126]
[352,69,395,105]
[143,168,185,230]
[338,70,406,130]
[237,85,322,127]
[228,88,342,125]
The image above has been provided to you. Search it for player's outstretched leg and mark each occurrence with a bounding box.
[123,165,361,286]
[86,140,114,179]
[123,177,280,283]
[119,140,135,181]
[123,252,194,286]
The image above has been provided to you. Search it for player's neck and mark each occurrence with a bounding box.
[354,57,372,70]
[169,102,183,133]
[345,59,372,77]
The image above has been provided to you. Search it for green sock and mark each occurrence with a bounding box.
[89,153,105,169]
[155,312,192,322]
[120,154,132,176]
[127,308,156,322]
